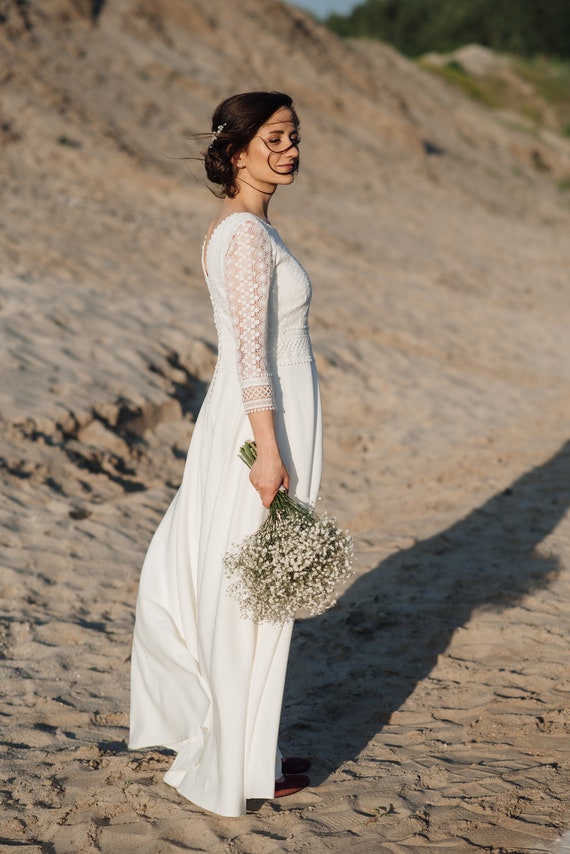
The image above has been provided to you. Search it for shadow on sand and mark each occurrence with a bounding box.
[283,439,570,780]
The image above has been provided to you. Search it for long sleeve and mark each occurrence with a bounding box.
[225,219,276,413]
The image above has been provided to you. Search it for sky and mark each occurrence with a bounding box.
[290,0,360,18]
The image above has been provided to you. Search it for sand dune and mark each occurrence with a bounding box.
[1,0,570,850]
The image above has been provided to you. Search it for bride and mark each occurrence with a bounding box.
[129,91,323,817]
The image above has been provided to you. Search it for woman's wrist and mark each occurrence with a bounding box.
[254,439,280,459]
[247,411,280,457]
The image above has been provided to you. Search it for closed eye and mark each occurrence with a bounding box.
[267,136,300,146]
[261,133,301,152]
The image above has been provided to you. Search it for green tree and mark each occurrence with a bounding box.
[326,0,570,59]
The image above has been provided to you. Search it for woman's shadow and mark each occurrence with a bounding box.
[282,439,570,778]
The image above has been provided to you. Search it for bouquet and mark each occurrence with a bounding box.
[224,441,354,624]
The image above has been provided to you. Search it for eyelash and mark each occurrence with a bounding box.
[268,137,300,145]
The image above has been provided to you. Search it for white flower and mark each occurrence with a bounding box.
[223,441,354,624]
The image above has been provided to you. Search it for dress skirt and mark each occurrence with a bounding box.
[129,356,322,817]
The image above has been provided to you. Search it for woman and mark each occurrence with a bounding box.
[129,92,322,817]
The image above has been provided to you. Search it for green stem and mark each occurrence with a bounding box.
[238,440,315,518]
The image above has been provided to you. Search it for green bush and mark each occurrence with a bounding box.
[417,60,505,108]
[326,0,570,59]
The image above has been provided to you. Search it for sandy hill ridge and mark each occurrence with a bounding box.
[1,1,570,851]
[1,0,569,522]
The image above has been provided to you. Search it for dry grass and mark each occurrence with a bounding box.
[421,53,570,136]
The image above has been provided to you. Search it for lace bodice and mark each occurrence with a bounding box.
[203,213,314,413]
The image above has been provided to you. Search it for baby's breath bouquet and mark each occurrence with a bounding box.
[224,440,354,624]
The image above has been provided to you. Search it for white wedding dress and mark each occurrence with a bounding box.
[129,212,322,817]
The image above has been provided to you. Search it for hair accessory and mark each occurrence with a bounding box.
[209,123,226,147]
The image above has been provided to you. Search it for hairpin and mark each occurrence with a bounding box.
[209,123,226,147]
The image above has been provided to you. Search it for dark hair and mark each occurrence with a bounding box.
[204,91,298,199]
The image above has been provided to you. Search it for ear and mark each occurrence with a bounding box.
[231,148,247,170]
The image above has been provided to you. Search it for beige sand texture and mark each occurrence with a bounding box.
[1,0,570,851]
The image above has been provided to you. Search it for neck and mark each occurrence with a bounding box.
[233,176,276,220]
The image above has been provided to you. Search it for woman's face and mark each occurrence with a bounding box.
[236,107,300,193]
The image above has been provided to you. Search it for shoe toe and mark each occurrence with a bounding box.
[274,774,310,798]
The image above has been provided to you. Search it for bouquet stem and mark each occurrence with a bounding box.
[224,440,354,624]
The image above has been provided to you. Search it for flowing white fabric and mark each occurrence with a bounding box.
[129,213,322,817]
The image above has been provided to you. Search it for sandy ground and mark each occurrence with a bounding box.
[1,1,570,851]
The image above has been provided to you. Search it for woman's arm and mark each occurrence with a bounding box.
[247,409,289,508]
[225,218,289,506]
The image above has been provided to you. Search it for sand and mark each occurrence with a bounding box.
[1,0,570,851]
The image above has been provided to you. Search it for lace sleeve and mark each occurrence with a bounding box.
[225,218,276,413]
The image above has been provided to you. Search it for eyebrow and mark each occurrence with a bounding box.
[262,126,299,134]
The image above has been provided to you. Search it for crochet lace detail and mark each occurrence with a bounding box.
[225,219,275,413]
[203,212,314,415]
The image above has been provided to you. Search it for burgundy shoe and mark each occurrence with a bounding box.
[281,756,311,775]
[274,774,310,798]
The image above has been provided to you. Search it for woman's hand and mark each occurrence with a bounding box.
[249,451,290,508]
[247,409,289,507]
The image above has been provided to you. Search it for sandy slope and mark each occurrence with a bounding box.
[1,0,570,851]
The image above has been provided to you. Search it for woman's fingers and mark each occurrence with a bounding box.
[249,462,289,507]
[255,480,280,508]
